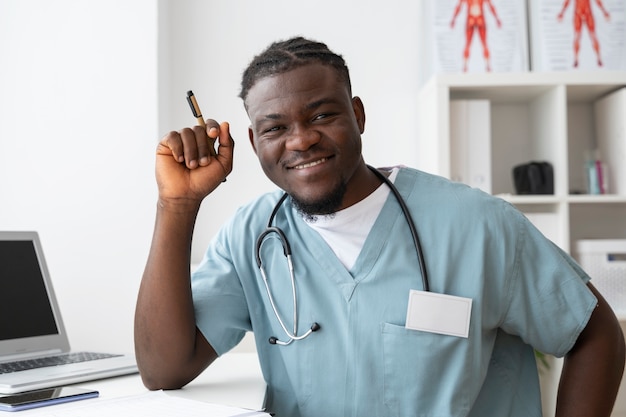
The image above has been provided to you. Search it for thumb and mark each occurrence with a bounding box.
[217,122,234,150]
[215,121,235,177]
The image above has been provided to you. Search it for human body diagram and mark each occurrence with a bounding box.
[557,0,611,67]
[450,0,502,72]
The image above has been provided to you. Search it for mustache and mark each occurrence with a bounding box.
[281,148,333,168]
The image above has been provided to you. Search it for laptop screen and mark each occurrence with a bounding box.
[0,240,59,341]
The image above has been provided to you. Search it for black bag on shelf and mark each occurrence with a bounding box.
[512,161,554,195]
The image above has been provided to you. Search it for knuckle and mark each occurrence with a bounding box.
[191,125,205,135]
[163,131,181,147]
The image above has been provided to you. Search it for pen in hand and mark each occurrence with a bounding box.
[186,90,217,156]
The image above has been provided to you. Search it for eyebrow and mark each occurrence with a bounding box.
[256,97,340,123]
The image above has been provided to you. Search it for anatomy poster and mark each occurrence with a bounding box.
[529,0,626,71]
[424,0,529,75]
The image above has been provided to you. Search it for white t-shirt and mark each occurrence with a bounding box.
[304,167,399,270]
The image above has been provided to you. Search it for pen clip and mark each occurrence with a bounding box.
[186,91,202,118]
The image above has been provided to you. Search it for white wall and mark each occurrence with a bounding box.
[0,0,422,354]
[0,0,158,353]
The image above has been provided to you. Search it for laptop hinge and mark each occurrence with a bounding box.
[0,349,64,363]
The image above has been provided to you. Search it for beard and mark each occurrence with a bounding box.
[290,180,347,223]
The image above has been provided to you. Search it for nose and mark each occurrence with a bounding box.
[284,124,321,151]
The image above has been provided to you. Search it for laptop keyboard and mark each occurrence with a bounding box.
[0,352,121,374]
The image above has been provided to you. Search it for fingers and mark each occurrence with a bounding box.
[157,120,233,173]
[158,127,203,169]
[158,124,216,169]
[181,127,204,168]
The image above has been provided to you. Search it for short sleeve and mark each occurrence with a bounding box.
[500,212,597,357]
[191,234,251,356]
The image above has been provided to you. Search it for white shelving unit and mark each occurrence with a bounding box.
[417,71,626,417]
[417,71,626,255]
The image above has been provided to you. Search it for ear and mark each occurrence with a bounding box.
[352,96,366,134]
[248,126,258,155]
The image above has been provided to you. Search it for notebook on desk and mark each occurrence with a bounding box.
[0,231,138,394]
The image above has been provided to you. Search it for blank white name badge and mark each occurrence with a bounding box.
[405,290,472,338]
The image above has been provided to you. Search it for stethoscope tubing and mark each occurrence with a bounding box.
[255,165,429,345]
[368,166,430,292]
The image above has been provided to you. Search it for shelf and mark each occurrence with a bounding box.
[496,194,562,205]
[428,71,626,88]
[496,194,626,205]
[417,71,626,254]
[568,195,626,204]
[428,72,626,104]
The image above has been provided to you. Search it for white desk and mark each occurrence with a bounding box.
[18,352,266,415]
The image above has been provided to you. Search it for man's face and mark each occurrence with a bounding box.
[246,63,367,216]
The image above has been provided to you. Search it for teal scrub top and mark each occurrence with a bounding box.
[191,167,596,417]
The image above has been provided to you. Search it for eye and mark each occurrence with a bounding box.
[260,124,283,134]
[259,125,286,140]
[313,112,336,122]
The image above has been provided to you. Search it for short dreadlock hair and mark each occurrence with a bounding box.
[239,37,352,104]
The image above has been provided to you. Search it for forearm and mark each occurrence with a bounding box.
[487,2,498,20]
[134,199,215,388]
[555,286,625,416]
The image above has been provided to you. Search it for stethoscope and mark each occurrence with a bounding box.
[255,165,429,346]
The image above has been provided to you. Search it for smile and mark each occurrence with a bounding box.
[293,158,328,170]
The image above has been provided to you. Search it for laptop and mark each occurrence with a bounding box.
[0,231,138,394]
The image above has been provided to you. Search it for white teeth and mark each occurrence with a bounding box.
[294,158,327,169]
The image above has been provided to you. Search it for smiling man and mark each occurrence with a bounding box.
[244,61,375,220]
[134,37,624,417]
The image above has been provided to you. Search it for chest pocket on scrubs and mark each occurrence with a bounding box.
[381,323,471,416]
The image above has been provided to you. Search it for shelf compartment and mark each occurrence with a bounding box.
[569,203,626,246]
[417,72,626,255]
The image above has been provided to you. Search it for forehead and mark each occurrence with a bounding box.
[245,63,350,121]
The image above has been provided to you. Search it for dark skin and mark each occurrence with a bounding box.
[134,63,625,415]
[556,284,625,416]
[134,64,382,389]
[245,64,379,213]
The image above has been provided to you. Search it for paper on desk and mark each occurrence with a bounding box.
[24,390,269,417]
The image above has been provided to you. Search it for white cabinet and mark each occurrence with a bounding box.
[417,72,626,417]
[417,72,626,255]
